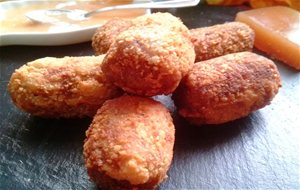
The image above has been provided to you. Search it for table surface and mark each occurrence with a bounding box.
[1,4,300,190]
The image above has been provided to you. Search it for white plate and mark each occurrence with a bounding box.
[0,0,150,46]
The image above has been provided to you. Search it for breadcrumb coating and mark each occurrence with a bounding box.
[92,18,132,55]
[102,26,195,96]
[84,95,175,189]
[131,12,191,39]
[173,52,281,125]
[190,22,255,62]
[8,55,122,118]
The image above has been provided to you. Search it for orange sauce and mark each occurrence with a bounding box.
[0,0,146,33]
[236,6,300,70]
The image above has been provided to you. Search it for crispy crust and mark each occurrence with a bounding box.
[190,22,255,62]
[92,18,132,55]
[101,26,195,96]
[173,52,281,125]
[83,95,175,189]
[8,55,122,118]
[132,12,191,39]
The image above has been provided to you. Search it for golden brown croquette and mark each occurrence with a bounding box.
[101,26,195,96]
[92,12,191,55]
[84,95,175,190]
[190,22,255,62]
[92,18,132,55]
[8,55,122,118]
[173,52,281,125]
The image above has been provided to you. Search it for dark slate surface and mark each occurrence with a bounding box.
[1,4,299,190]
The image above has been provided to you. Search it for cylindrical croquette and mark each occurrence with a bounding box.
[8,55,122,118]
[190,22,255,62]
[102,26,195,96]
[83,95,175,190]
[92,18,132,55]
[173,52,281,125]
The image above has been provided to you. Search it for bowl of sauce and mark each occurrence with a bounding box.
[0,0,149,46]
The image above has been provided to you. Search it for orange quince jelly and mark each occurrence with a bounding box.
[236,6,300,70]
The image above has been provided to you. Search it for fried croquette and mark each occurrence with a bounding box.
[8,55,122,118]
[173,52,281,125]
[190,22,255,62]
[84,95,175,190]
[92,12,191,55]
[92,18,132,55]
[102,26,195,96]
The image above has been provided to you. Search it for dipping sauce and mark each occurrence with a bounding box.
[0,0,146,33]
[236,6,300,70]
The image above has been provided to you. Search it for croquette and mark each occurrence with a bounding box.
[8,55,122,118]
[84,95,175,190]
[92,18,132,55]
[173,52,281,125]
[101,26,195,96]
[92,12,191,55]
[190,22,255,62]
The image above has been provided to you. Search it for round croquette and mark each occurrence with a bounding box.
[92,12,191,56]
[83,95,175,190]
[190,22,255,62]
[92,18,132,55]
[101,26,195,96]
[8,55,122,118]
[173,52,281,125]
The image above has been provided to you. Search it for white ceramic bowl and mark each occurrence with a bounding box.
[0,0,150,46]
